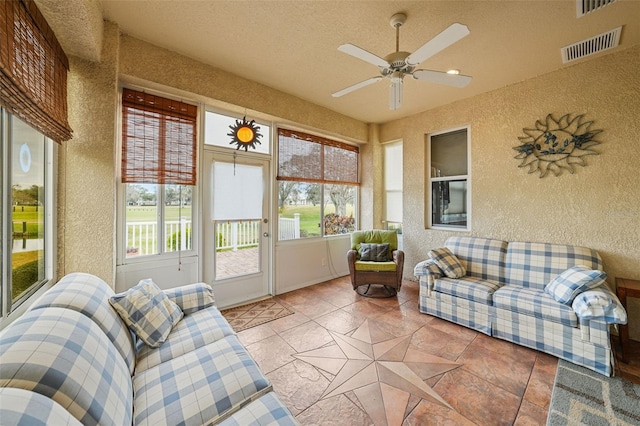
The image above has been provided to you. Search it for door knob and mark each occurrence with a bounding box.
[263,232,269,237]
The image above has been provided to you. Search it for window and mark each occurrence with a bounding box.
[205,110,270,154]
[427,127,470,230]
[120,89,198,260]
[1,109,54,317]
[277,128,358,239]
[383,141,403,234]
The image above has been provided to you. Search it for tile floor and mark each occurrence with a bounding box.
[237,277,558,425]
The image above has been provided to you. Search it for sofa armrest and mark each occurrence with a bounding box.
[163,282,216,315]
[572,285,627,325]
[413,258,443,279]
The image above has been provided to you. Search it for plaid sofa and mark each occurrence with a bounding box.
[414,237,627,376]
[0,273,298,425]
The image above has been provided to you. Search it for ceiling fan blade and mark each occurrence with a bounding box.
[338,44,390,68]
[332,76,384,98]
[406,23,470,66]
[412,69,472,88]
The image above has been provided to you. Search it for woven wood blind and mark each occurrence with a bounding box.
[121,88,198,185]
[0,0,72,142]
[277,128,359,185]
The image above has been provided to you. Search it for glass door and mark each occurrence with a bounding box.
[203,151,271,308]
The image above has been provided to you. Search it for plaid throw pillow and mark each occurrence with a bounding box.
[359,243,390,262]
[545,265,607,305]
[428,247,466,278]
[110,278,183,348]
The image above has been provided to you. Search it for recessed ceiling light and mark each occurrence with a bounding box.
[447,69,460,75]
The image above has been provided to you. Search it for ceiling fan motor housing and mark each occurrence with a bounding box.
[381,51,414,75]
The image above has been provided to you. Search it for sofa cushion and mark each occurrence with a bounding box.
[163,282,216,315]
[218,392,298,426]
[135,306,236,373]
[573,287,627,324]
[506,242,603,291]
[445,236,508,283]
[110,278,184,348]
[434,276,502,305]
[359,243,390,261]
[429,247,466,278]
[0,388,83,426]
[354,260,397,272]
[28,272,136,374]
[545,266,607,304]
[0,307,133,425]
[133,335,271,425]
[493,285,578,327]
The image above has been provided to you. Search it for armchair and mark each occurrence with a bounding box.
[347,230,404,297]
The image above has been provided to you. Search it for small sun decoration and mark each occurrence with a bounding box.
[228,116,262,151]
[514,113,602,178]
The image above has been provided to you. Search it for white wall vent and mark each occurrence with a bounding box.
[561,26,622,63]
[577,0,617,17]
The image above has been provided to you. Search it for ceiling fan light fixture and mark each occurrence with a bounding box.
[390,78,403,110]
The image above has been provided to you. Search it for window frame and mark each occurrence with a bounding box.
[117,87,199,265]
[426,125,471,231]
[383,139,403,233]
[276,127,359,241]
[1,108,56,322]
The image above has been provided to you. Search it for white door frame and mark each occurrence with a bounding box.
[202,150,272,308]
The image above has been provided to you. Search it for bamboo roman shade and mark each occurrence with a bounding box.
[277,128,359,185]
[121,88,198,185]
[0,0,72,142]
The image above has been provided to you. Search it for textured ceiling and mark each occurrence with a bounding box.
[42,0,640,124]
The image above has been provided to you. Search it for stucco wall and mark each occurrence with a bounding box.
[117,35,369,144]
[378,45,640,338]
[60,22,119,284]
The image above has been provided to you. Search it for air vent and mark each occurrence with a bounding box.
[577,0,617,17]
[561,26,622,63]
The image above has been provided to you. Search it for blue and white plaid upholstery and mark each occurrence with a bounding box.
[135,306,236,373]
[416,237,625,376]
[133,335,271,425]
[0,388,82,426]
[434,276,502,305]
[110,278,184,348]
[493,286,578,327]
[445,237,508,283]
[573,286,627,324]
[414,258,443,279]
[163,282,216,315]
[219,392,299,426]
[29,272,136,374]
[492,309,613,376]
[0,307,133,425]
[428,247,466,278]
[545,265,607,304]
[506,242,603,291]
[420,293,492,335]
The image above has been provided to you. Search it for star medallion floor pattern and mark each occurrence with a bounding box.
[294,319,461,425]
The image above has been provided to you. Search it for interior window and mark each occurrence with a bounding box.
[427,127,470,230]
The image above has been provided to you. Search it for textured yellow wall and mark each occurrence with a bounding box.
[60,22,120,284]
[379,45,640,338]
[117,36,369,144]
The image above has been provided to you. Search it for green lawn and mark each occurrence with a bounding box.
[279,204,355,237]
[126,205,193,221]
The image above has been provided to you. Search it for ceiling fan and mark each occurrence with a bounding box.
[332,13,472,110]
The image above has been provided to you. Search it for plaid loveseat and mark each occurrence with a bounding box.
[0,273,298,425]
[414,237,627,376]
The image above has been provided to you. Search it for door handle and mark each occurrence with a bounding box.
[263,232,269,237]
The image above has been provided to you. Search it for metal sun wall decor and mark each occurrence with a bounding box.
[513,113,602,177]
[228,116,262,151]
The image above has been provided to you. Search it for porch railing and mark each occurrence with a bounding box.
[126,214,301,256]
